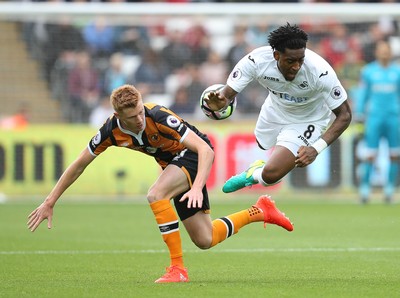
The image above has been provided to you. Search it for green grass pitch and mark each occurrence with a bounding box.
[1,196,399,298]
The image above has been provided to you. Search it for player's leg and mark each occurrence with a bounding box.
[359,155,374,204]
[222,118,281,193]
[258,145,296,184]
[222,148,296,193]
[359,118,380,204]
[182,195,293,250]
[262,124,325,183]
[170,149,293,252]
[384,118,400,203]
[223,122,323,193]
[385,154,399,204]
[147,164,190,283]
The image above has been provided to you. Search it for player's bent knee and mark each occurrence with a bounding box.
[146,189,164,203]
[146,190,156,203]
[192,238,212,250]
[146,186,170,203]
[190,234,212,250]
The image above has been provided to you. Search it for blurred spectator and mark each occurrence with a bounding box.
[103,52,130,95]
[160,29,192,73]
[245,21,271,48]
[0,104,29,130]
[82,16,116,59]
[185,64,207,107]
[164,66,192,99]
[360,23,388,63]
[199,50,228,87]
[168,85,196,115]
[114,25,150,55]
[50,51,80,121]
[67,51,101,123]
[226,25,252,70]
[27,16,84,84]
[300,20,330,45]
[89,96,114,128]
[319,23,363,69]
[235,81,269,115]
[41,16,85,84]
[335,50,365,100]
[134,47,168,94]
[182,23,210,65]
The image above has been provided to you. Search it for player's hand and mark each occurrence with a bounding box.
[27,202,54,232]
[295,146,318,168]
[179,187,204,209]
[203,91,228,111]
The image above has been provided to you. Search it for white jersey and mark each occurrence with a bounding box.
[227,46,347,125]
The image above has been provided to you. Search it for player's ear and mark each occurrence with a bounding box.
[273,51,280,61]
[114,112,119,119]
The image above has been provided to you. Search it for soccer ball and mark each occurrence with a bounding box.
[199,84,237,120]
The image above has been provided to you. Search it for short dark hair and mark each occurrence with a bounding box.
[268,23,308,52]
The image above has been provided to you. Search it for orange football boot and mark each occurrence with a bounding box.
[154,265,189,283]
[253,195,294,231]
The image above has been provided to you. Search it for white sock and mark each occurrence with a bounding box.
[252,166,280,186]
[252,167,268,186]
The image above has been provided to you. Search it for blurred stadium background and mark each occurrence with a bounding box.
[0,2,399,201]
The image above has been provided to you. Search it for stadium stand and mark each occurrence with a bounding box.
[0,21,62,123]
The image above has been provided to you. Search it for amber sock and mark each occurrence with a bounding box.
[211,206,264,247]
[150,199,184,268]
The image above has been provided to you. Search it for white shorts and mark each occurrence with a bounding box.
[254,104,328,157]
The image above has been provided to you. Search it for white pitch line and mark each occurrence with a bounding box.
[1,247,400,255]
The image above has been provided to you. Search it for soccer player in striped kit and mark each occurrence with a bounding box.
[28,84,293,283]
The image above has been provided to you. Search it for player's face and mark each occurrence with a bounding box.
[274,48,305,81]
[375,41,391,65]
[115,101,145,133]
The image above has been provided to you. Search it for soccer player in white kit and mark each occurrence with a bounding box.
[204,23,352,192]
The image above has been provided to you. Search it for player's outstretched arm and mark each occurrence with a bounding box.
[179,131,214,209]
[27,148,96,232]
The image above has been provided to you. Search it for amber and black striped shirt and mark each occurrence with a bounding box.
[87,103,210,168]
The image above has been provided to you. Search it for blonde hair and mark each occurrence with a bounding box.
[110,84,142,113]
